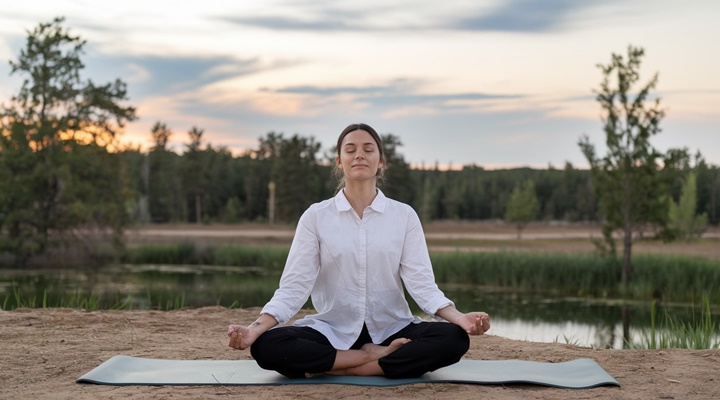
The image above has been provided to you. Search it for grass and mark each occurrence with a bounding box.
[553,334,583,347]
[123,242,289,270]
[122,244,720,304]
[429,251,720,303]
[2,281,187,311]
[16,244,717,306]
[4,284,104,310]
[632,295,719,349]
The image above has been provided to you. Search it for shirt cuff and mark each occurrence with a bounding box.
[427,299,454,318]
[260,304,287,325]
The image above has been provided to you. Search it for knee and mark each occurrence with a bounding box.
[249,332,278,370]
[422,322,470,360]
[445,324,470,359]
[427,323,469,363]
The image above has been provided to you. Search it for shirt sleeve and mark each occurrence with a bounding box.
[260,208,321,325]
[398,206,454,316]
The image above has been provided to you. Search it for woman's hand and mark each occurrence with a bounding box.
[227,314,279,350]
[227,324,261,350]
[457,312,491,335]
[435,306,491,335]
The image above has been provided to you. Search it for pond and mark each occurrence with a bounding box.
[1,265,715,349]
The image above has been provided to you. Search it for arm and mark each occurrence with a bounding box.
[259,213,320,324]
[228,313,278,350]
[399,208,456,315]
[228,209,319,350]
[435,305,491,335]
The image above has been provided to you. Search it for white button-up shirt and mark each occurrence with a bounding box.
[261,189,454,350]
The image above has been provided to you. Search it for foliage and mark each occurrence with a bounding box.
[0,17,136,265]
[256,132,328,222]
[430,251,720,303]
[147,122,185,222]
[123,242,289,270]
[1,281,190,311]
[695,157,720,225]
[578,45,689,285]
[113,136,720,227]
[121,243,720,304]
[181,126,207,223]
[505,180,540,239]
[633,295,719,349]
[668,171,709,240]
[379,134,414,205]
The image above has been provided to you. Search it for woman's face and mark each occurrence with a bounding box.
[336,129,383,182]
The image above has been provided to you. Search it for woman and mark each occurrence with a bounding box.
[228,123,490,379]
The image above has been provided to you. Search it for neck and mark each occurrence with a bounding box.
[343,180,377,219]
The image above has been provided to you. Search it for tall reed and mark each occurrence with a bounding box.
[429,251,720,303]
[1,282,189,311]
[123,242,289,270]
[633,295,719,349]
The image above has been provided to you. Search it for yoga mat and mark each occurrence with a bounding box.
[77,356,619,389]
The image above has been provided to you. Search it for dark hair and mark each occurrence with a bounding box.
[333,123,387,191]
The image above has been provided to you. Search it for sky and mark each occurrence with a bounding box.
[0,0,718,169]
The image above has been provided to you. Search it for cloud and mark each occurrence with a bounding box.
[219,0,613,33]
[269,83,525,112]
[124,63,151,83]
[222,16,352,31]
[218,1,402,32]
[450,0,592,32]
[83,52,263,98]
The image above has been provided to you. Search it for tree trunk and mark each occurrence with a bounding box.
[622,226,632,285]
[268,181,276,224]
[621,167,632,286]
[195,192,202,225]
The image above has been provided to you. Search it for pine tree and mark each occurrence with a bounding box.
[0,17,136,264]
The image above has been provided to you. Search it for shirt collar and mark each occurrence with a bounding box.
[334,188,387,214]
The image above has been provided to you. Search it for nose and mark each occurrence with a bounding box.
[355,151,365,159]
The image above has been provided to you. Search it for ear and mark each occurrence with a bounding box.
[335,156,342,169]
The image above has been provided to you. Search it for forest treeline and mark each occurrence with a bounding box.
[120,126,720,227]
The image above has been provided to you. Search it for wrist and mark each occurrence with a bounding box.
[436,305,462,323]
[246,321,263,332]
[247,313,277,333]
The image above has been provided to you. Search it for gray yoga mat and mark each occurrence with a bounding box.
[77,356,619,389]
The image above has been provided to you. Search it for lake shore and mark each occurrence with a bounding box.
[126,221,720,259]
[2,307,718,400]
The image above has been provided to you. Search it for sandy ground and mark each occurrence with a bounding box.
[2,307,719,400]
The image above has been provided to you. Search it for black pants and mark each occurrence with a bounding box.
[250,321,470,379]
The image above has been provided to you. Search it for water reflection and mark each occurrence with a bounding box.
[1,265,715,349]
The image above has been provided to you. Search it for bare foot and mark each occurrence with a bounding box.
[361,338,411,360]
[307,339,411,378]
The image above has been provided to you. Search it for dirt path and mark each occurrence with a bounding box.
[126,222,720,259]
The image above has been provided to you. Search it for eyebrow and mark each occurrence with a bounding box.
[343,142,376,147]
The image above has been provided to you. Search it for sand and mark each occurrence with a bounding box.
[1,307,719,400]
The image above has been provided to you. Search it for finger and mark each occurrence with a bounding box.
[228,325,238,336]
